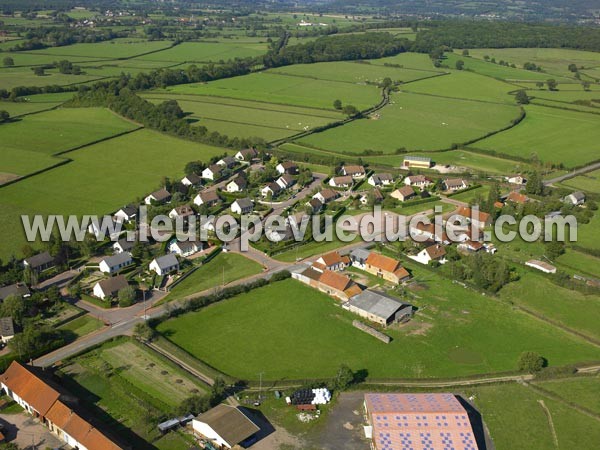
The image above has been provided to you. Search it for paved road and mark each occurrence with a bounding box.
[544,161,600,186]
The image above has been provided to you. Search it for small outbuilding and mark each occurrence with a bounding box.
[192,404,260,449]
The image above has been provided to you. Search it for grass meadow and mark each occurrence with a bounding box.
[474,105,600,167]
[58,315,104,338]
[574,213,600,252]
[134,41,269,63]
[0,127,227,259]
[0,92,73,117]
[156,276,600,380]
[166,253,264,301]
[298,92,520,154]
[557,169,600,193]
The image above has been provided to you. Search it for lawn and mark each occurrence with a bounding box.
[0,127,227,259]
[60,338,206,446]
[402,70,517,103]
[166,252,264,301]
[430,149,532,174]
[499,270,600,342]
[474,105,600,168]
[58,314,104,338]
[447,185,491,204]
[273,229,359,262]
[298,92,520,154]
[157,276,600,380]
[167,71,382,110]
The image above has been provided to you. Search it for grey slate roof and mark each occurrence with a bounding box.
[153,254,179,270]
[0,317,14,337]
[101,252,132,268]
[96,275,129,297]
[350,248,371,263]
[235,198,254,209]
[347,290,411,321]
[24,252,54,269]
[0,283,30,301]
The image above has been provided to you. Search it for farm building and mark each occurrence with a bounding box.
[92,275,129,300]
[346,290,412,326]
[404,175,432,188]
[293,268,362,301]
[235,148,258,161]
[202,164,223,181]
[276,161,299,175]
[363,393,480,450]
[0,361,122,450]
[525,260,557,274]
[564,191,586,206]
[181,173,202,187]
[368,173,394,187]
[99,253,133,275]
[149,254,179,276]
[402,156,432,169]
[350,248,371,269]
[0,318,15,343]
[329,175,353,188]
[0,283,30,301]
[391,186,416,202]
[443,178,468,192]
[341,165,366,179]
[314,251,350,272]
[192,404,260,449]
[23,251,54,273]
[231,198,254,214]
[113,205,138,223]
[193,190,221,207]
[364,253,410,284]
[144,188,171,205]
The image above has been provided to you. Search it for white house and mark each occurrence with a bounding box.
[453,206,492,229]
[149,254,179,276]
[216,156,237,168]
[368,173,394,187]
[341,165,366,179]
[506,175,526,185]
[92,275,129,300]
[276,174,295,190]
[409,244,447,265]
[113,233,137,254]
[231,198,254,214]
[329,175,353,188]
[261,183,282,198]
[88,218,121,241]
[168,240,201,257]
[443,178,468,192]
[276,162,298,175]
[144,188,171,205]
[226,177,247,193]
[202,164,223,181]
[404,175,432,188]
[313,189,339,204]
[168,205,194,221]
[350,248,371,269]
[564,191,586,206]
[99,253,133,274]
[113,205,137,223]
[192,404,260,450]
[181,173,202,187]
[235,148,258,161]
[193,190,220,207]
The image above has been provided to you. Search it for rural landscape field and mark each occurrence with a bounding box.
[0,1,599,450]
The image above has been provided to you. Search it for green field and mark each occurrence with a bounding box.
[556,250,600,279]
[167,253,264,300]
[470,381,600,450]
[402,70,517,103]
[575,213,600,251]
[369,52,441,71]
[446,52,561,81]
[157,276,600,380]
[0,92,73,116]
[499,271,600,342]
[0,67,103,89]
[268,60,441,84]
[298,92,520,154]
[61,338,206,445]
[536,376,600,415]
[467,48,600,79]
[429,149,532,174]
[557,169,600,193]
[474,105,600,167]
[134,40,269,63]
[168,71,382,110]
[448,185,491,204]
[0,126,227,259]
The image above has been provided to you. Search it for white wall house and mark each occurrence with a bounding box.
[99,253,133,274]
[149,254,179,276]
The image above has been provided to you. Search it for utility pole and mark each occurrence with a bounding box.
[258,371,265,403]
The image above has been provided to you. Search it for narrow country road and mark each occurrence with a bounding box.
[544,161,600,186]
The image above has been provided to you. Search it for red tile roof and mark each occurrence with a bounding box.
[320,251,345,267]
[0,361,60,416]
[507,191,528,204]
[366,253,402,273]
[319,270,353,292]
[456,206,491,225]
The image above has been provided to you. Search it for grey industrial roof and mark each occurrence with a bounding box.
[196,404,259,447]
[350,248,371,262]
[404,155,431,162]
[347,290,411,321]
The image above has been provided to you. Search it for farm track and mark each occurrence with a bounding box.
[525,380,600,424]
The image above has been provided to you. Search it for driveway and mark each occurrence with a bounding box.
[0,412,65,449]
[311,392,369,450]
